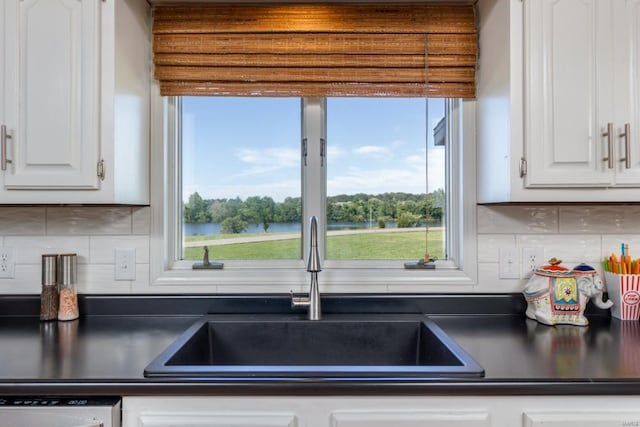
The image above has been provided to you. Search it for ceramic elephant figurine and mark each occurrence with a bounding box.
[523,258,613,326]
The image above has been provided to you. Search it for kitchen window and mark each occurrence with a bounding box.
[149,3,478,290]
[150,95,476,290]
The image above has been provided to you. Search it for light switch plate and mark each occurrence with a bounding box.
[499,247,520,279]
[115,248,136,281]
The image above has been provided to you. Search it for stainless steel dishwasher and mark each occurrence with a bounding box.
[0,397,120,427]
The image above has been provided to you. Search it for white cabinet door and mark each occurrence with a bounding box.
[1,0,101,190]
[330,410,491,427]
[0,0,150,204]
[478,0,640,201]
[614,0,640,185]
[524,0,615,187]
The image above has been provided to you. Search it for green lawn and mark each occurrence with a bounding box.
[186,232,271,241]
[183,230,444,261]
[185,238,302,260]
[327,231,443,260]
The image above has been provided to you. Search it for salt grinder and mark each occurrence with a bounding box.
[57,253,79,321]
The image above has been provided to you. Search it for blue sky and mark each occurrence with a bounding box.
[182,97,445,202]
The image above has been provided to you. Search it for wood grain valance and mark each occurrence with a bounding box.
[152,4,477,98]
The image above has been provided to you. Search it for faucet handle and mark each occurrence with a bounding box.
[307,216,322,272]
[307,247,321,272]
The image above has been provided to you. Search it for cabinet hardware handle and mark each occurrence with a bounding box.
[97,159,105,181]
[1,125,12,171]
[603,122,614,169]
[620,123,631,169]
[519,158,527,178]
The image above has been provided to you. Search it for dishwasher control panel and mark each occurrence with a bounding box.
[0,397,121,427]
[0,397,119,407]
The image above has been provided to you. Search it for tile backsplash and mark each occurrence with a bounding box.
[0,207,149,294]
[477,205,640,293]
[0,204,636,294]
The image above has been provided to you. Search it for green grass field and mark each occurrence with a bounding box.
[185,238,301,260]
[183,230,444,260]
[186,232,268,242]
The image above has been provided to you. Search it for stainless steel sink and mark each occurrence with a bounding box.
[144,314,484,379]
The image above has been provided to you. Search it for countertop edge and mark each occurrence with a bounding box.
[0,293,531,317]
[2,380,640,397]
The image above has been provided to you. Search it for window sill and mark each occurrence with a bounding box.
[150,261,476,294]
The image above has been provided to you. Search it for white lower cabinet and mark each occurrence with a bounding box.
[123,396,640,427]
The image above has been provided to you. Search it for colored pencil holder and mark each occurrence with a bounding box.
[604,271,640,320]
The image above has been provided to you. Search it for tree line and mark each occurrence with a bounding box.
[184,190,445,234]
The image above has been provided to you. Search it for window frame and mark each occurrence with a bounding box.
[149,83,478,292]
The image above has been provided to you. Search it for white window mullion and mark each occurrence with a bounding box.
[301,98,327,262]
[173,97,184,265]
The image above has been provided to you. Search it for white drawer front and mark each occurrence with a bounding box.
[331,410,491,427]
[138,413,297,427]
[525,411,640,427]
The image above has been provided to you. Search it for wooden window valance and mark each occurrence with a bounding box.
[152,4,477,98]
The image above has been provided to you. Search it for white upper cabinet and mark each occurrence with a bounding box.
[614,0,640,185]
[524,0,615,187]
[3,0,101,190]
[0,0,150,204]
[477,0,640,202]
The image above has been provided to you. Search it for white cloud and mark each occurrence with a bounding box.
[328,165,428,196]
[185,179,300,203]
[327,144,346,159]
[390,139,405,149]
[405,154,425,167]
[327,146,446,195]
[237,147,298,167]
[427,149,446,192]
[232,147,299,178]
[353,145,391,157]
[236,149,261,164]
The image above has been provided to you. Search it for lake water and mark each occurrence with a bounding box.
[183,221,409,236]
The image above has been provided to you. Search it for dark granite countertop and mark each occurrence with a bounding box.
[0,294,639,396]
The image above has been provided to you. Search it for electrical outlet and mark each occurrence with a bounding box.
[522,247,545,279]
[115,248,136,281]
[499,247,520,279]
[0,247,15,279]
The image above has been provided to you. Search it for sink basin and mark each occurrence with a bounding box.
[144,314,484,379]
